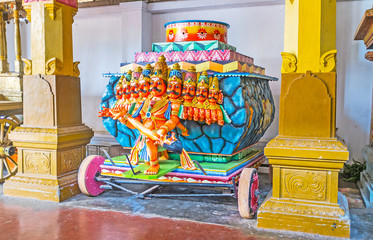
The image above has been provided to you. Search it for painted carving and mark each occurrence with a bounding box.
[320,49,337,72]
[282,169,326,201]
[22,58,32,75]
[46,57,63,75]
[61,148,82,173]
[281,52,297,73]
[165,20,230,43]
[24,151,51,174]
[73,61,80,77]
[99,20,277,176]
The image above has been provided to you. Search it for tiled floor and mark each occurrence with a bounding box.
[0,170,372,240]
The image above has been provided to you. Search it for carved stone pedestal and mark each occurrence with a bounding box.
[258,137,350,238]
[358,145,373,208]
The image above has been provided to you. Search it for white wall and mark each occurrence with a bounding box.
[336,1,373,161]
[13,0,373,162]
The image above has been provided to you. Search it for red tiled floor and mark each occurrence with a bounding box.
[0,202,257,240]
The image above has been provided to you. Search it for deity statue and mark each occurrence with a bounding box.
[128,65,152,165]
[206,76,224,126]
[166,63,189,136]
[110,70,132,120]
[181,66,197,121]
[121,56,174,174]
[193,71,210,122]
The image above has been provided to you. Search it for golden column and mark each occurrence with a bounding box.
[0,4,9,73]
[13,1,22,73]
[3,0,93,202]
[257,0,350,238]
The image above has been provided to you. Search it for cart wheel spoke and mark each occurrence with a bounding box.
[3,158,12,178]
[0,158,4,180]
[6,155,17,167]
[0,122,4,143]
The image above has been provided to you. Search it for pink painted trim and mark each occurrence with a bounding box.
[56,0,77,8]
[134,50,254,65]
[23,0,77,8]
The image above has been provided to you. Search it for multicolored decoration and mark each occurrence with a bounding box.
[134,50,253,64]
[152,40,236,52]
[101,60,276,156]
[165,20,229,43]
[120,61,265,75]
[99,19,276,178]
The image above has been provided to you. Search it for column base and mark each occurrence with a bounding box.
[3,172,80,202]
[258,190,350,238]
[4,124,93,202]
[14,60,23,74]
[0,60,9,73]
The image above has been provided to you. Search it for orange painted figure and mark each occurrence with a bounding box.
[193,71,210,122]
[110,70,132,120]
[181,66,197,121]
[206,76,225,126]
[121,56,176,174]
[166,63,189,137]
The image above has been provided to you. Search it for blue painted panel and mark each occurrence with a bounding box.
[211,138,225,153]
[102,85,115,102]
[220,76,241,97]
[220,141,236,155]
[230,108,247,127]
[182,120,203,140]
[221,124,244,144]
[102,117,118,137]
[231,87,244,108]
[223,97,235,116]
[195,135,212,153]
[202,124,221,138]
[116,132,131,147]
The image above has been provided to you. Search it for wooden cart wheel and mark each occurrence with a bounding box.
[78,155,105,197]
[0,116,21,182]
[238,168,259,219]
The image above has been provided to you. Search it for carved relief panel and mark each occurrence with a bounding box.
[280,168,327,201]
[60,147,83,174]
[24,151,51,175]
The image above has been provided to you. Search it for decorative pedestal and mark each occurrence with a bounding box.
[4,75,93,202]
[258,137,350,238]
[358,145,373,208]
[4,125,92,201]
[256,0,350,237]
[2,0,91,201]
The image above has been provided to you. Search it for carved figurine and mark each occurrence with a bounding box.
[121,56,175,174]
[193,71,210,122]
[181,66,197,121]
[206,76,224,125]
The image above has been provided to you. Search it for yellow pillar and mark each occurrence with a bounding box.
[3,0,93,202]
[0,4,9,73]
[13,1,22,73]
[257,0,350,238]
